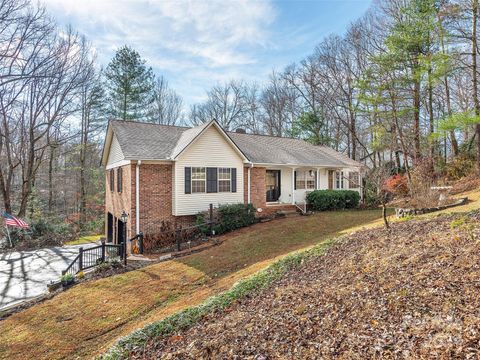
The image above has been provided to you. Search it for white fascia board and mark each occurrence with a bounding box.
[105,160,131,170]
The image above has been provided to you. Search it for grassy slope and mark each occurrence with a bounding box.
[179,210,388,277]
[0,209,386,360]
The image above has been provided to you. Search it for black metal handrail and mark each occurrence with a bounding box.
[62,253,81,277]
[62,241,122,276]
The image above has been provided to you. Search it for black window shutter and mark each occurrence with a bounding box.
[110,170,114,192]
[231,168,237,192]
[117,168,122,193]
[185,167,191,194]
[294,171,297,190]
[207,167,218,193]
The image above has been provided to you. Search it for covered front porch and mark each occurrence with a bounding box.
[263,166,331,207]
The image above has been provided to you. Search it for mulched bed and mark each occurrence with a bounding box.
[131,210,480,359]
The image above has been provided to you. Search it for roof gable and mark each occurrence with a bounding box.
[171,120,248,161]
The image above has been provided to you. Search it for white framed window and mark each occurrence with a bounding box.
[218,168,231,192]
[335,171,344,189]
[191,167,206,193]
[306,170,315,190]
[297,170,316,190]
[295,171,305,189]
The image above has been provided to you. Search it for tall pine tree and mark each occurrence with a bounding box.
[381,0,445,160]
[105,46,154,121]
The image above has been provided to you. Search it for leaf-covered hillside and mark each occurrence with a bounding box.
[132,211,480,359]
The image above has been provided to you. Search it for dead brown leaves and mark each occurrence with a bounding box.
[132,211,480,360]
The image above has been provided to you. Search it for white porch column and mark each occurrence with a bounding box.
[316,168,320,190]
[291,167,296,204]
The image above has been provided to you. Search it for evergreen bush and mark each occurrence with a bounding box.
[306,190,360,211]
[196,203,256,235]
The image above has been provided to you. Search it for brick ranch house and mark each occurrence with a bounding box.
[101,119,364,246]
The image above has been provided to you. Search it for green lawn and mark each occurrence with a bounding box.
[65,234,102,246]
[179,209,387,277]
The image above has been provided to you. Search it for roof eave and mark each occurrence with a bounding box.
[100,122,114,167]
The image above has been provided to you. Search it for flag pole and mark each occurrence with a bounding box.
[5,223,12,248]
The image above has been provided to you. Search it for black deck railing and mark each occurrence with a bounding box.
[62,241,123,276]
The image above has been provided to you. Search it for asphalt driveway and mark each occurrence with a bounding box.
[0,243,98,310]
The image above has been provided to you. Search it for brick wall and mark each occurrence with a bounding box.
[104,164,134,243]
[106,162,254,251]
[245,166,266,210]
[138,163,176,234]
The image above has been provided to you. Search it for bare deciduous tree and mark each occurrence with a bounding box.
[150,76,183,126]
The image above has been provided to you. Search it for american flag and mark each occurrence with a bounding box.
[2,212,29,228]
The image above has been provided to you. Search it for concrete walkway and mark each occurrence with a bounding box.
[0,243,98,310]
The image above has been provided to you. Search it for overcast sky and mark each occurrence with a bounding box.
[41,0,373,107]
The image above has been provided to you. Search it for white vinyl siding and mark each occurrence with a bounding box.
[107,135,125,167]
[174,126,244,215]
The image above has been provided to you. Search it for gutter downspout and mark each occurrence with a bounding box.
[247,162,253,204]
[135,160,141,235]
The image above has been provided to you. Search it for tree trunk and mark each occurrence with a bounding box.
[48,146,55,212]
[123,91,127,121]
[382,201,389,230]
[349,110,357,160]
[441,43,459,156]
[0,169,12,214]
[428,67,435,161]
[473,0,480,172]
[79,137,87,228]
[18,141,36,217]
[413,68,421,161]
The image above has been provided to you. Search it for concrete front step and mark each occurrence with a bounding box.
[277,210,298,215]
[262,203,302,218]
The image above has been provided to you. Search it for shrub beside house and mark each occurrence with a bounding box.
[307,190,360,211]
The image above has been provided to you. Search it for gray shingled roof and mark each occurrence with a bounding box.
[108,120,363,168]
[111,121,187,160]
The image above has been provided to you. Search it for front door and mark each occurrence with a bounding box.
[107,213,113,243]
[266,170,281,202]
[117,218,125,245]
